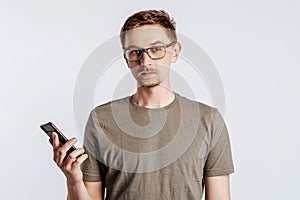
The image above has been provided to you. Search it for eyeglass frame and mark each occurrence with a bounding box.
[123,41,177,62]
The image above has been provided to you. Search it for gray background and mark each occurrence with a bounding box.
[1,0,299,199]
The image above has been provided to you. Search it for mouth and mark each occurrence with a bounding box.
[140,71,155,75]
[140,70,156,75]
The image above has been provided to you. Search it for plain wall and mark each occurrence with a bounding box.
[0,0,299,199]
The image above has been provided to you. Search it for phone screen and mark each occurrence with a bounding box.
[40,122,76,155]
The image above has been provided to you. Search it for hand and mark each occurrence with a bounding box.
[50,132,88,186]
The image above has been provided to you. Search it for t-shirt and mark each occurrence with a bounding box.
[81,92,234,200]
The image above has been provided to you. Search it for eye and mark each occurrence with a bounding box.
[129,49,142,55]
[150,46,163,53]
[127,49,141,57]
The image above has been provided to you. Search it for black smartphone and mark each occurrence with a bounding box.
[40,122,76,155]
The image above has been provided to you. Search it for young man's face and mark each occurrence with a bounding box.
[123,24,180,88]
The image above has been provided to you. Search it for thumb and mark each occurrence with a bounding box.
[48,138,53,146]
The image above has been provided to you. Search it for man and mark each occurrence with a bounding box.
[51,10,234,200]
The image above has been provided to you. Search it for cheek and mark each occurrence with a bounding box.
[130,68,139,78]
[127,62,138,69]
[159,54,173,66]
[166,51,174,60]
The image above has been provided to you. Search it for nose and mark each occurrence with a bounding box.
[139,51,152,65]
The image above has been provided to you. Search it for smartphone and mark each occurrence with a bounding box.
[40,122,76,155]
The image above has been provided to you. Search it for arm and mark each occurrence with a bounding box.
[51,132,103,200]
[84,182,105,200]
[203,109,235,199]
[204,175,231,200]
[66,181,104,200]
[66,181,94,200]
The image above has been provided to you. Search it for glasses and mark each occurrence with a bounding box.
[123,41,177,62]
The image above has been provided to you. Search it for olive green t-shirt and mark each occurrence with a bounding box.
[81,92,234,200]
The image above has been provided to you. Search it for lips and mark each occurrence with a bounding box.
[140,71,156,76]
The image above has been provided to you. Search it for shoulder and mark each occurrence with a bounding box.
[90,95,132,118]
[85,96,132,131]
[175,92,218,118]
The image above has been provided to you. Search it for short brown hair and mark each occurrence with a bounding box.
[120,10,177,46]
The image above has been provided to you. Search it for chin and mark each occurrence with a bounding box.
[141,81,160,88]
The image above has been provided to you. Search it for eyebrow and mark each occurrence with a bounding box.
[149,41,165,46]
[126,41,166,49]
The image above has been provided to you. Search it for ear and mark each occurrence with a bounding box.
[123,54,130,67]
[171,42,181,63]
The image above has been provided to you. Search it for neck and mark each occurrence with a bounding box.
[133,85,175,108]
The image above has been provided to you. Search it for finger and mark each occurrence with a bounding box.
[52,132,61,164]
[57,138,77,165]
[69,148,85,158]
[63,149,86,170]
[60,138,77,153]
[65,148,84,163]
[52,132,60,150]
[65,148,85,163]
[72,154,88,167]
[62,154,88,175]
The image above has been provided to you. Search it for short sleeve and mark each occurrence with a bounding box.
[81,110,108,182]
[203,109,235,177]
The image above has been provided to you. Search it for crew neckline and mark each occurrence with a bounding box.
[129,92,179,111]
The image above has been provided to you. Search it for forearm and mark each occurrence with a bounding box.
[67,180,93,200]
[204,175,231,200]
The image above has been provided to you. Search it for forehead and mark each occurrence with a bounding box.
[123,25,172,48]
